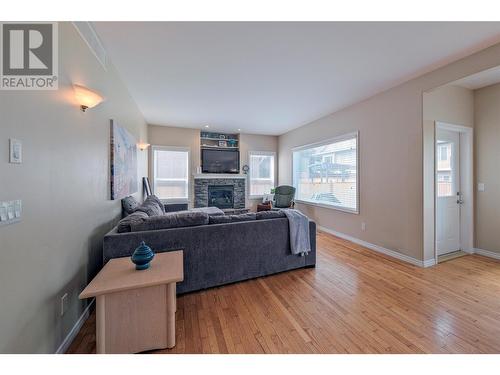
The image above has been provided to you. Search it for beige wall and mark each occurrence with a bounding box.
[473,82,500,254]
[422,85,474,260]
[279,42,500,261]
[0,23,148,353]
[423,85,474,126]
[148,125,278,209]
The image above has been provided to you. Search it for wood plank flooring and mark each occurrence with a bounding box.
[67,231,500,354]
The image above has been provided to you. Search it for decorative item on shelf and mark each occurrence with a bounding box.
[219,134,226,139]
[73,84,104,112]
[242,164,249,174]
[131,241,155,270]
[218,140,227,147]
[227,139,237,147]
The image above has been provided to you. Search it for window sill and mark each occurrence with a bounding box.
[248,195,266,200]
[294,199,359,215]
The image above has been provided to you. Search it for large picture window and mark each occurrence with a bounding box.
[249,151,275,198]
[293,132,358,213]
[152,146,189,202]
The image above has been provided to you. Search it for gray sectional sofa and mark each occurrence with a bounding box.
[104,196,316,294]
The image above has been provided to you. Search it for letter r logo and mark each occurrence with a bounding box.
[2,23,53,76]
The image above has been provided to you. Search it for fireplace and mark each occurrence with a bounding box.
[208,185,234,209]
[194,177,245,209]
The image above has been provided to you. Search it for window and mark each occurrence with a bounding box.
[152,146,189,202]
[436,142,453,197]
[293,132,358,213]
[249,151,275,197]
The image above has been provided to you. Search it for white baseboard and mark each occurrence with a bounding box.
[318,225,433,268]
[55,298,94,354]
[473,248,500,260]
[423,258,437,267]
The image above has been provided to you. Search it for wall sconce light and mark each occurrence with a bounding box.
[137,143,150,151]
[73,84,104,112]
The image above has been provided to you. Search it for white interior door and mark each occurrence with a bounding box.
[436,128,461,255]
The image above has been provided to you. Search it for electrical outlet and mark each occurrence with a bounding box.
[361,222,366,231]
[60,293,68,316]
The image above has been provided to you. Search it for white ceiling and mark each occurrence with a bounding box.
[451,65,500,89]
[93,22,500,135]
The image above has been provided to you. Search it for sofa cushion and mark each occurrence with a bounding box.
[209,212,256,224]
[121,195,139,216]
[117,211,149,233]
[256,210,286,220]
[130,211,209,232]
[136,195,164,216]
[190,207,225,216]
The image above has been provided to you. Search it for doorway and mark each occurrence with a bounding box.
[434,122,474,263]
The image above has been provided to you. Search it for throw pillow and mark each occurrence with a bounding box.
[136,195,164,216]
[117,211,149,233]
[121,195,139,216]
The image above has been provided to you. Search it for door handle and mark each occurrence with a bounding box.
[456,192,464,205]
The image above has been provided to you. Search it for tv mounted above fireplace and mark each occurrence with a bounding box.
[202,149,240,174]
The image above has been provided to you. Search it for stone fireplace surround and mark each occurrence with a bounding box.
[194,175,246,209]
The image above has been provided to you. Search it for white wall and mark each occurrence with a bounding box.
[0,23,148,353]
[279,42,500,261]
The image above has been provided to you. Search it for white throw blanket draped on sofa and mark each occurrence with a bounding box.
[281,209,311,256]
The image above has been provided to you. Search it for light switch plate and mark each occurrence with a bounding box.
[478,183,485,192]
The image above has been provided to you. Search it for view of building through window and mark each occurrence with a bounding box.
[293,134,358,212]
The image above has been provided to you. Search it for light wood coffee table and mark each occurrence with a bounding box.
[79,251,183,354]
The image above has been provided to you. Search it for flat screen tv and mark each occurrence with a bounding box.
[202,149,240,174]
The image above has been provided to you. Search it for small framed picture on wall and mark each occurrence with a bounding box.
[9,139,22,164]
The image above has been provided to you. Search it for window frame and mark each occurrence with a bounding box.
[151,145,191,204]
[248,150,276,199]
[292,131,360,214]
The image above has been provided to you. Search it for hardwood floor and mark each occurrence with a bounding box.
[67,231,500,354]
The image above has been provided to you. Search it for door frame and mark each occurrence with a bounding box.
[433,122,474,264]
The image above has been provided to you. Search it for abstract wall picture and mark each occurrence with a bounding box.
[110,120,138,200]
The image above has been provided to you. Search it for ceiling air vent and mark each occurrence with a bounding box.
[72,22,107,70]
